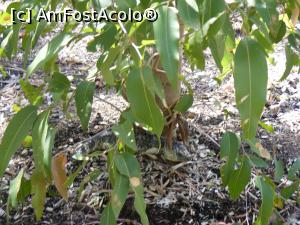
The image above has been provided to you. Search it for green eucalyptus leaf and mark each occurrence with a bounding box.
[0,106,37,178]
[27,33,73,76]
[87,24,117,52]
[288,158,300,181]
[112,120,137,150]
[177,0,199,29]
[20,79,44,106]
[100,203,116,225]
[233,38,268,140]
[8,169,25,208]
[153,6,180,88]
[44,128,56,180]
[201,0,226,37]
[220,131,240,164]
[255,177,274,225]
[115,0,136,11]
[32,110,51,173]
[269,20,286,44]
[115,153,149,225]
[75,81,96,132]
[126,67,164,137]
[48,72,70,102]
[228,157,251,200]
[280,45,300,81]
[248,155,269,168]
[174,94,193,113]
[274,159,284,182]
[280,180,300,199]
[111,173,130,218]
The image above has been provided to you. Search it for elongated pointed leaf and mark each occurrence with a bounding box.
[100,203,116,225]
[27,33,73,76]
[48,72,70,102]
[220,132,240,185]
[153,6,180,87]
[233,38,268,140]
[8,169,25,208]
[248,155,268,168]
[280,180,300,199]
[177,0,199,29]
[20,79,44,106]
[201,0,226,37]
[115,153,149,225]
[115,153,141,178]
[32,111,51,172]
[288,158,300,180]
[0,106,37,178]
[31,170,47,220]
[126,67,164,137]
[274,159,284,182]
[112,121,137,150]
[44,128,56,180]
[255,177,274,225]
[51,153,68,200]
[228,158,251,200]
[280,45,300,81]
[111,173,130,218]
[75,81,96,132]
[220,132,240,164]
[174,94,193,113]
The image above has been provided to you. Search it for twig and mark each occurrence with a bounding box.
[117,20,143,60]
[187,121,220,148]
[93,95,123,113]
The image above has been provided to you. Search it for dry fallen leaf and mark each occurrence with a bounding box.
[255,142,271,160]
[51,153,68,200]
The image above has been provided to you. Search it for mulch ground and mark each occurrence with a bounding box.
[0,23,299,225]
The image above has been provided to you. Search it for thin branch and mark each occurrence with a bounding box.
[186,120,221,148]
[93,95,123,113]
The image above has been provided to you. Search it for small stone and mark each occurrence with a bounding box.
[46,207,53,212]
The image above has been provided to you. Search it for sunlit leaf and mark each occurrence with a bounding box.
[233,38,268,140]
[20,79,44,106]
[8,169,25,208]
[153,6,180,87]
[48,72,70,102]
[22,135,32,148]
[0,106,37,178]
[27,33,73,76]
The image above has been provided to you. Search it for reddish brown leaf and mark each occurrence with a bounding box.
[51,153,68,200]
